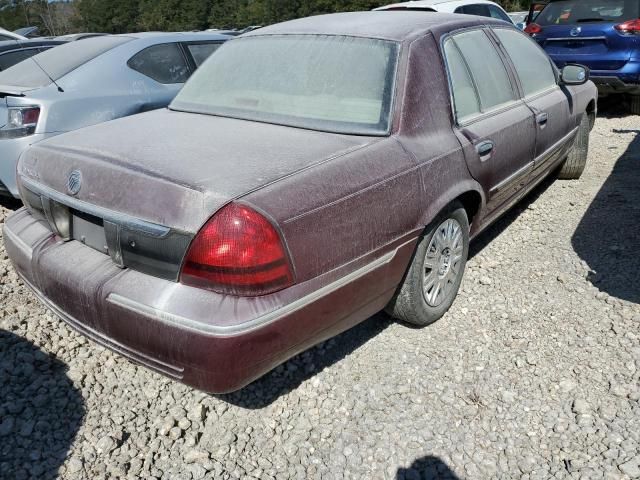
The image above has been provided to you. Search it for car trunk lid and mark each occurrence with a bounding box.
[19,109,376,233]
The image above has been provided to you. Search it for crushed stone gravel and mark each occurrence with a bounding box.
[1,104,639,479]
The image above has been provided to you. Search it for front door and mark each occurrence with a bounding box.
[491,27,576,185]
[443,29,537,217]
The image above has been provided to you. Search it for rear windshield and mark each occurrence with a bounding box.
[171,35,399,135]
[0,36,132,89]
[537,0,640,25]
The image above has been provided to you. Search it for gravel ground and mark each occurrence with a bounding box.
[1,105,639,480]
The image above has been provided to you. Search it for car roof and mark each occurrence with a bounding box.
[117,31,230,40]
[244,10,506,42]
[0,39,66,53]
[376,0,503,10]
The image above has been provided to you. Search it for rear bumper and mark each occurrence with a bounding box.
[3,208,415,393]
[589,75,640,95]
[547,54,640,95]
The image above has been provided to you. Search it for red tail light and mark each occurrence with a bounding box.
[524,23,543,35]
[615,19,640,34]
[180,203,294,296]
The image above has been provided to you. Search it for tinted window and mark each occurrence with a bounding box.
[187,43,221,67]
[488,5,512,22]
[457,5,492,17]
[172,35,398,135]
[0,49,39,71]
[444,39,481,122]
[451,30,515,112]
[494,28,557,97]
[128,43,189,84]
[537,0,639,25]
[0,36,132,88]
[0,35,14,41]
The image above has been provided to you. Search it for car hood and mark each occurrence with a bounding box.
[18,109,378,232]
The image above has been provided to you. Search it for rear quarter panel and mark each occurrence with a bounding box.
[245,137,422,283]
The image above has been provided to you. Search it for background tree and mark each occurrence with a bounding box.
[1,0,528,35]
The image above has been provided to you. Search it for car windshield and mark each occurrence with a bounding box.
[0,36,132,89]
[537,0,640,25]
[171,35,399,135]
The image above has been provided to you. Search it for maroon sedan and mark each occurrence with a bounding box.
[4,12,597,393]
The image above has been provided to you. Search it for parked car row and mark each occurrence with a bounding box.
[2,10,598,393]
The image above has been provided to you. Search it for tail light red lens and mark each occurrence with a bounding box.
[524,23,543,35]
[615,19,640,34]
[180,203,294,296]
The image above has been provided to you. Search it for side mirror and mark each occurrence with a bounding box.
[561,64,589,86]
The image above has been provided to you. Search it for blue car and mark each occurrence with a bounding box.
[526,0,640,113]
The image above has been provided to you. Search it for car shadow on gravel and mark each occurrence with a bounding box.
[0,196,22,211]
[218,312,393,408]
[597,95,633,119]
[397,455,461,479]
[572,128,640,304]
[0,329,84,479]
[469,174,557,260]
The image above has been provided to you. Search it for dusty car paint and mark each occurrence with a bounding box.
[3,12,598,393]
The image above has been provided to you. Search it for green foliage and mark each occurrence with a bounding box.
[0,0,530,36]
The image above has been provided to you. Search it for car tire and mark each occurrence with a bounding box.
[558,113,590,180]
[630,94,640,115]
[386,202,469,327]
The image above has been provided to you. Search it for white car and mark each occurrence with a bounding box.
[374,0,514,24]
[0,27,27,42]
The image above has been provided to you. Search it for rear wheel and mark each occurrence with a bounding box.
[558,113,590,180]
[386,202,469,327]
[630,94,640,115]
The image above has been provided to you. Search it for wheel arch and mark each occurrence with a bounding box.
[417,181,486,234]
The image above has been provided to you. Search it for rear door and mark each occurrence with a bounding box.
[491,27,574,184]
[443,29,537,216]
[533,0,640,71]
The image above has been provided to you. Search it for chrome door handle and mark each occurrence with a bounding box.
[476,140,494,160]
[536,112,549,126]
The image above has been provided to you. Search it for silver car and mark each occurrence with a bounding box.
[0,32,228,197]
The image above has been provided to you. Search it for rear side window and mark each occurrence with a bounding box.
[0,36,133,88]
[0,49,39,71]
[186,43,222,67]
[488,5,512,22]
[444,39,481,122]
[449,30,515,114]
[128,43,190,84]
[456,5,491,17]
[494,28,557,97]
[537,0,640,25]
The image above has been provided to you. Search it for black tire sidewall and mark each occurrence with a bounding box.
[398,203,470,326]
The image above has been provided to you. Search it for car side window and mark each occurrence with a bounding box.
[128,43,189,84]
[456,5,492,17]
[450,30,515,113]
[0,34,13,41]
[0,49,39,71]
[443,39,481,122]
[186,43,221,67]
[493,28,557,97]
[488,5,512,22]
